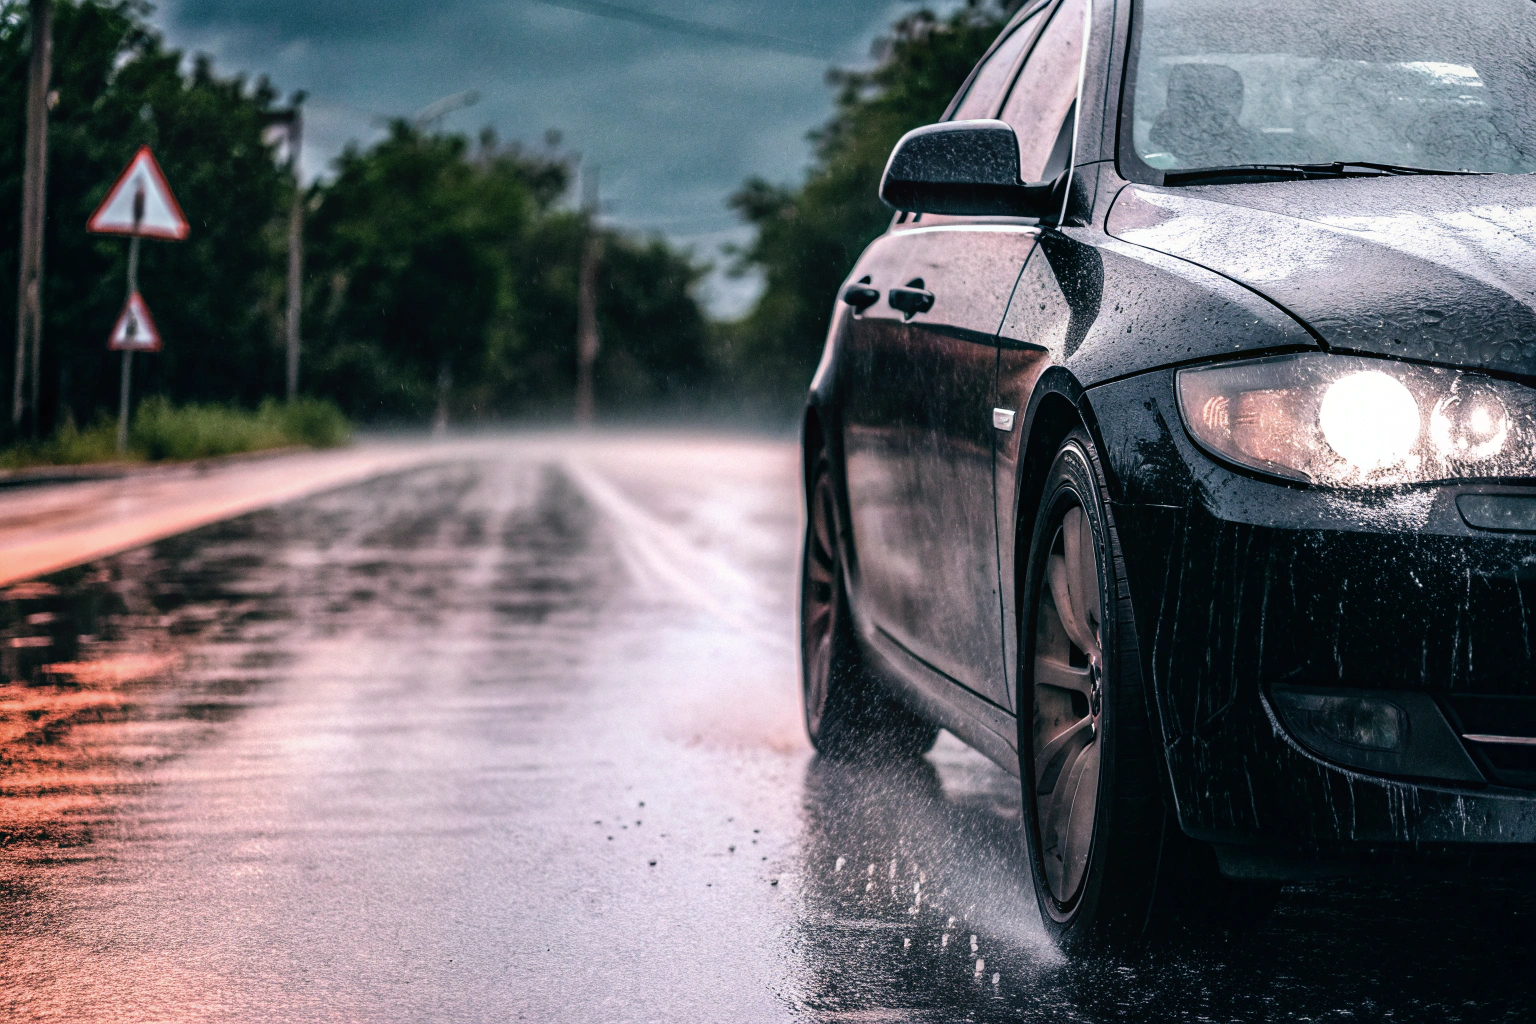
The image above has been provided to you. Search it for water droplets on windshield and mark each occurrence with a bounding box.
[1129,0,1536,174]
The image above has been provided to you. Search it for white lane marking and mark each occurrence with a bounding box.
[562,458,792,652]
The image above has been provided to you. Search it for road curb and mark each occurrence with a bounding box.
[0,444,315,490]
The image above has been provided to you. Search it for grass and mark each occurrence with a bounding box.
[0,397,351,470]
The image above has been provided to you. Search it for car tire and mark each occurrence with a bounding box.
[1018,429,1166,947]
[801,453,938,761]
[1019,429,1276,948]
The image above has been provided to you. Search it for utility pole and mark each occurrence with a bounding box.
[12,0,52,435]
[262,99,306,401]
[574,164,601,427]
[284,98,304,402]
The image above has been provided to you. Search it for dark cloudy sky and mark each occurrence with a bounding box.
[149,0,963,316]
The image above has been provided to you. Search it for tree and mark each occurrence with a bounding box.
[723,1,1018,409]
[302,125,544,418]
[306,126,712,421]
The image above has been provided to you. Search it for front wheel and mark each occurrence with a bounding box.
[1019,431,1163,947]
[1019,430,1275,948]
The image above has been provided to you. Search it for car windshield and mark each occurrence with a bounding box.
[1128,0,1536,175]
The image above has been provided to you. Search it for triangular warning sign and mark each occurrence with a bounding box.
[87,147,189,241]
[109,292,162,352]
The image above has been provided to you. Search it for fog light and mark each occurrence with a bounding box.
[1302,694,1406,751]
[1271,688,1408,752]
[1269,685,1485,783]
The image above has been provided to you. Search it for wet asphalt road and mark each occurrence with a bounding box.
[0,432,1533,1022]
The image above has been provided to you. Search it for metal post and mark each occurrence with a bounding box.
[432,361,451,436]
[116,350,132,455]
[126,227,140,297]
[12,0,52,434]
[285,104,303,402]
[116,219,141,456]
[574,237,601,426]
[574,164,600,427]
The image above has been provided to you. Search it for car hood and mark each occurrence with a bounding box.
[1105,174,1536,379]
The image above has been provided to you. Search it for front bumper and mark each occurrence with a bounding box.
[1088,369,1536,862]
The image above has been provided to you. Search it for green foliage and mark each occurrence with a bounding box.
[130,396,288,460]
[0,0,294,434]
[130,395,347,459]
[596,232,713,408]
[0,396,348,468]
[261,396,350,449]
[305,126,712,419]
[724,1,1017,408]
[0,415,118,467]
[304,126,536,418]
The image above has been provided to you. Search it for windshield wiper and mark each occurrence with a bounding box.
[1164,161,1485,186]
[1323,161,1484,176]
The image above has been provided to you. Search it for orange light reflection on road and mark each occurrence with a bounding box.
[0,542,257,883]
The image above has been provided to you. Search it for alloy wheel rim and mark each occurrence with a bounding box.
[1031,500,1105,906]
[801,474,838,735]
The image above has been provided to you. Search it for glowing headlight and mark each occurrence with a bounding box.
[1318,371,1420,471]
[1430,382,1509,462]
[1177,353,1536,487]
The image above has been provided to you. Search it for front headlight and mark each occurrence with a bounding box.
[1176,353,1536,487]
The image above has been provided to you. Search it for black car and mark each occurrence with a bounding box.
[798,0,1536,947]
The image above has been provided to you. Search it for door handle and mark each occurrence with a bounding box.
[842,282,880,312]
[888,278,934,319]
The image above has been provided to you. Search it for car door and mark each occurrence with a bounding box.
[842,224,1038,705]
[840,10,1045,707]
[990,0,1100,709]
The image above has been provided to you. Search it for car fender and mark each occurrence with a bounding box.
[1006,366,1184,811]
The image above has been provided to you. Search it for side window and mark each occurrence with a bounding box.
[949,13,1041,121]
[999,0,1088,181]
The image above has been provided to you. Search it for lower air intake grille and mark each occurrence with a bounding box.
[1442,695,1536,790]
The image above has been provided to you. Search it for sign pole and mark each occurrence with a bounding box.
[115,195,143,455]
[116,347,132,454]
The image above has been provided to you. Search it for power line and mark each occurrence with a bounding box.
[530,0,831,60]
[412,89,479,131]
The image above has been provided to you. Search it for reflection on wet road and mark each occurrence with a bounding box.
[0,433,1532,1021]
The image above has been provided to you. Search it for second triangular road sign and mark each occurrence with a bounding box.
[109,292,162,352]
[88,146,189,241]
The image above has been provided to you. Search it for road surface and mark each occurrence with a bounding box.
[0,432,1531,1022]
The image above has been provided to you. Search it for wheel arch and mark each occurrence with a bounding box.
[1012,372,1101,579]
[801,402,825,505]
[1011,369,1177,817]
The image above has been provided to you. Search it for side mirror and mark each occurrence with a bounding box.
[879,119,1064,219]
